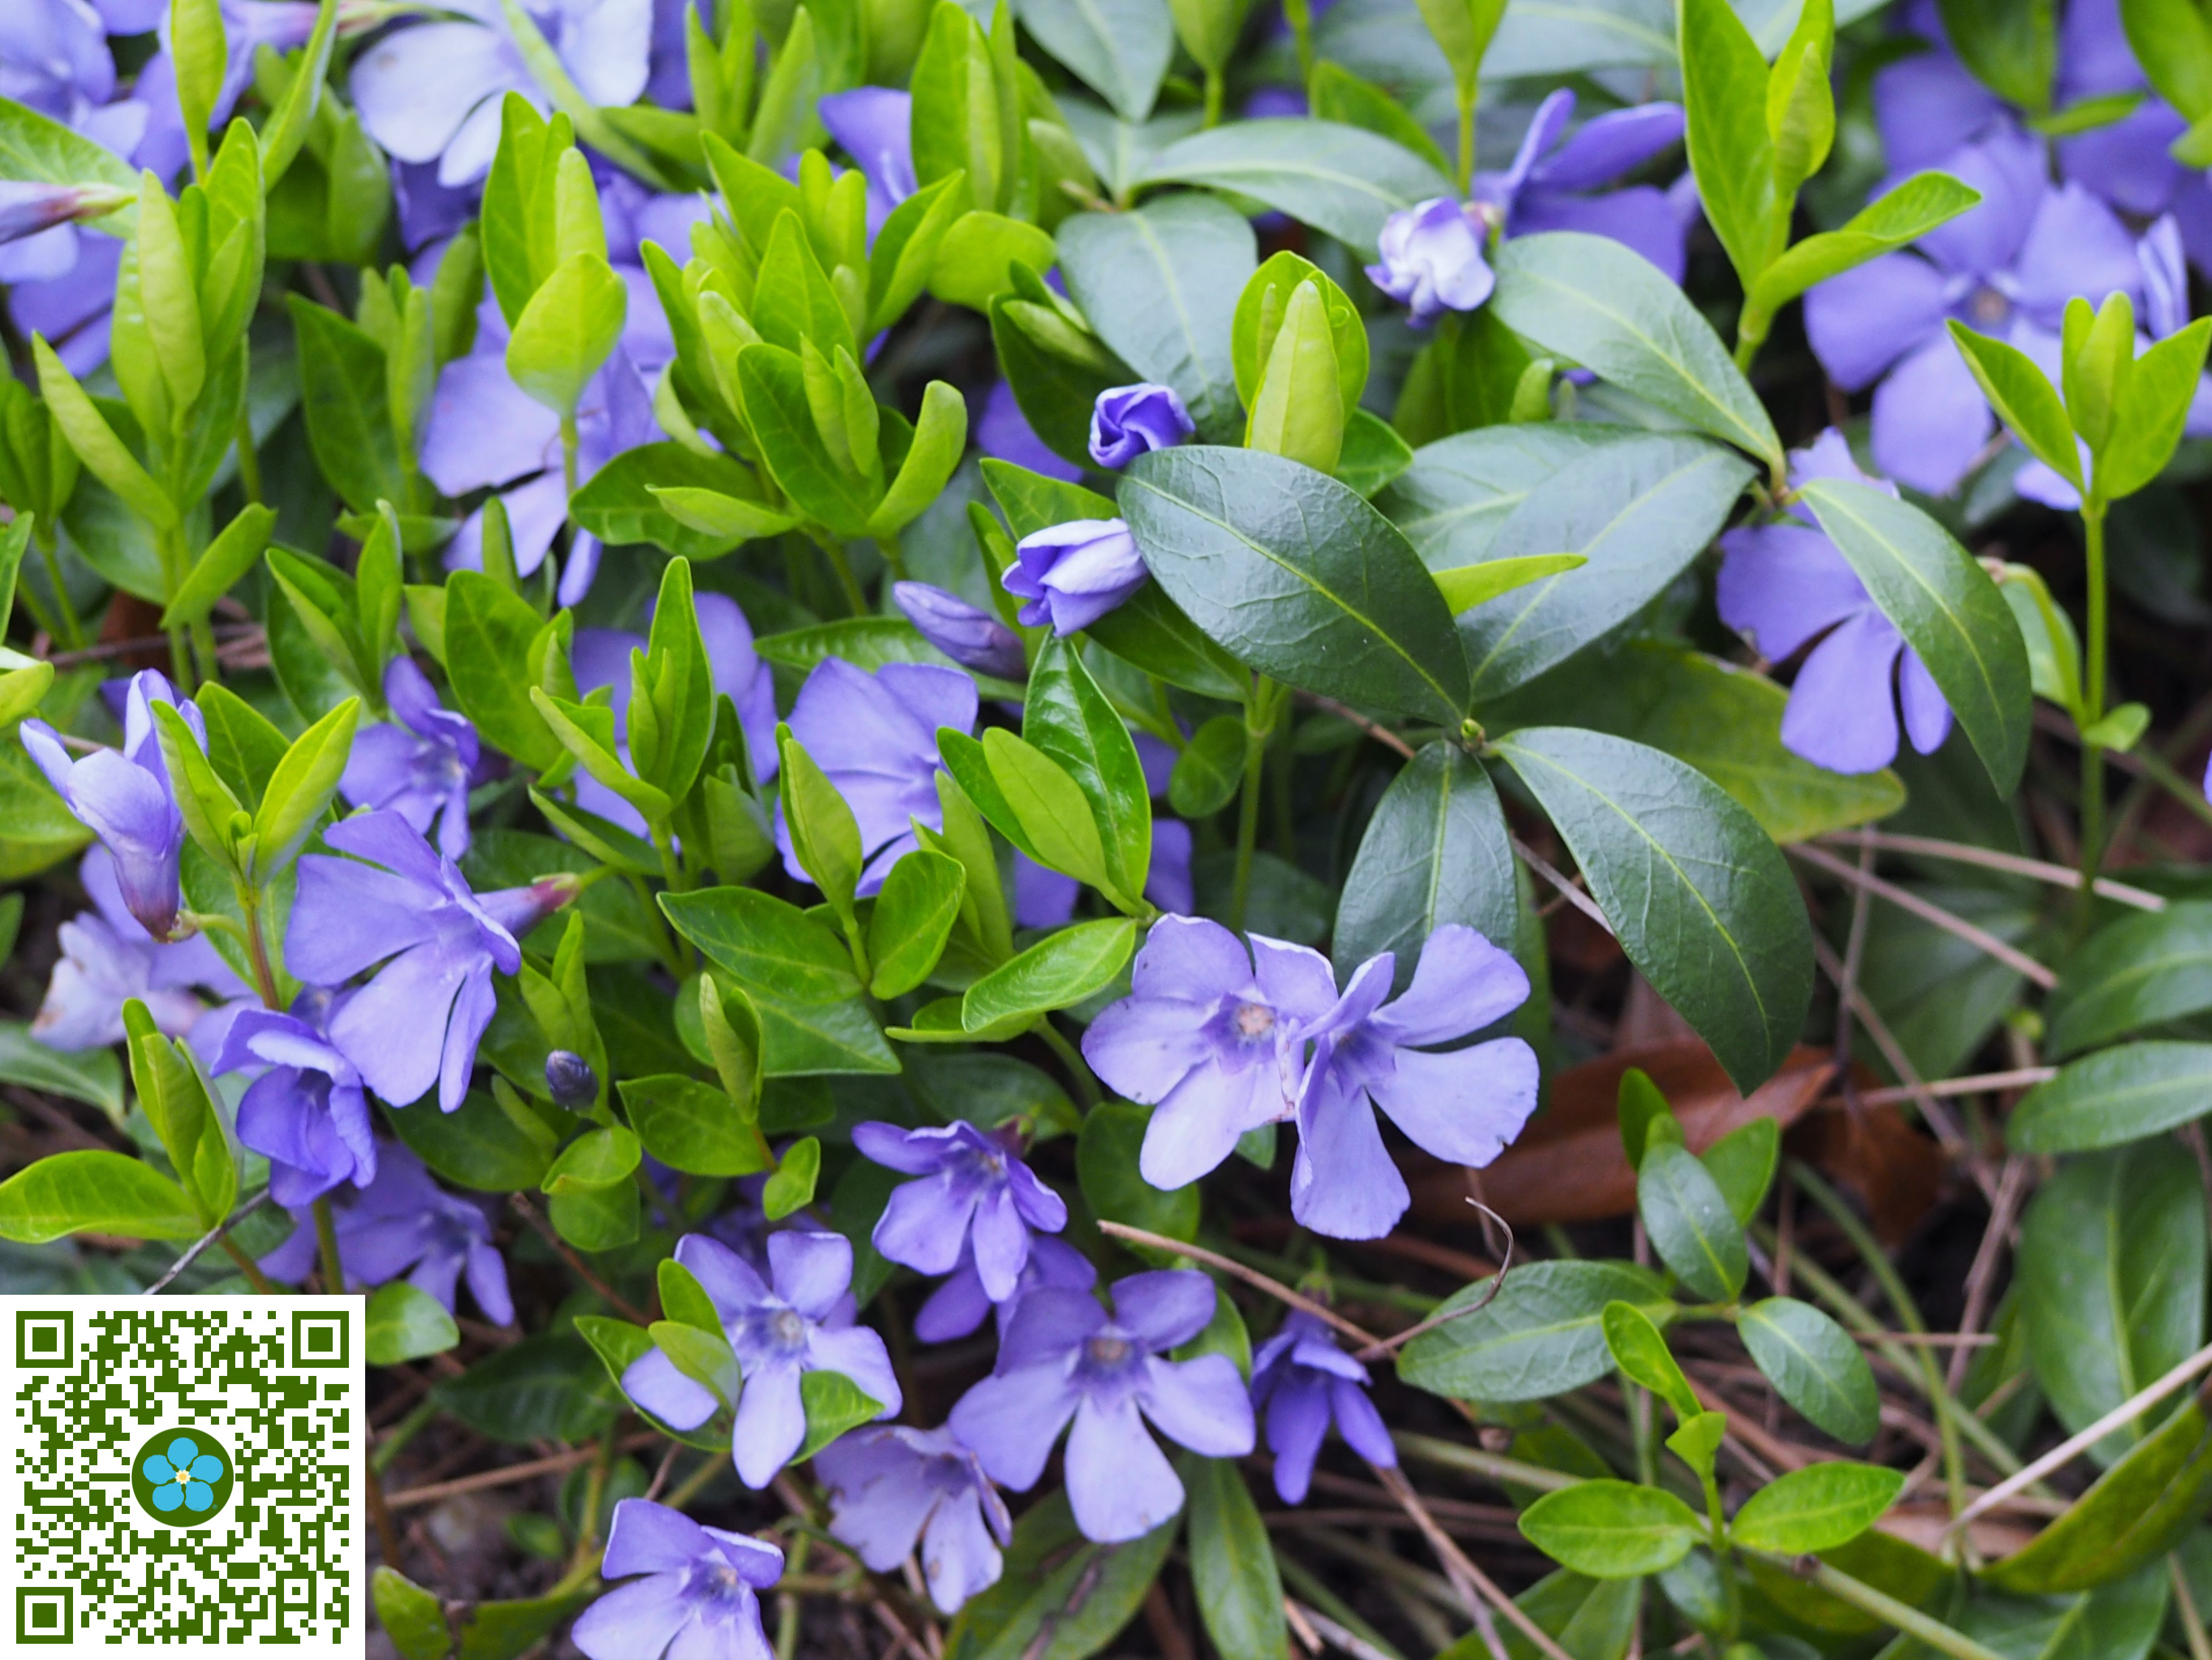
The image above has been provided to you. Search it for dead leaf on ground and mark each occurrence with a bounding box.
[1786,1099,1946,1245]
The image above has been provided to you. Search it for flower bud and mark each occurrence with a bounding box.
[1365,198,1494,327]
[1089,383,1194,468]
[546,1049,599,1111]
[893,582,1027,680]
[1002,519,1148,636]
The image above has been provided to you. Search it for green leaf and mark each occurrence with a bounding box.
[256,0,339,188]
[736,342,876,538]
[0,94,138,208]
[968,727,1115,891]
[1938,0,2055,111]
[0,1021,124,1117]
[1700,1117,1778,1225]
[989,292,1135,469]
[942,1490,1177,1660]
[571,443,785,558]
[1981,1396,2212,1593]
[660,887,900,1075]
[1487,232,1783,471]
[1087,581,1250,700]
[161,504,274,629]
[124,999,233,1227]
[250,695,359,884]
[1791,478,2033,795]
[929,211,1059,312]
[795,1368,886,1463]
[0,1151,200,1243]
[1638,1140,1748,1301]
[1946,320,2082,484]
[867,848,967,998]
[1397,1259,1672,1402]
[1077,1098,1200,1242]
[1121,445,1470,724]
[1182,1453,1288,1660]
[367,1281,463,1364]
[286,293,405,518]
[1601,1299,1699,1422]
[1333,740,1518,978]
[1519,1481,1705,1578]
[1409,0,1509,90]
[1378,424,1617,571]
[762,1134,821,1218]
[1025,635,1151,902]
[962,918,1138,1031]
[778,732,864,920]
[1136,119,1455,256]
[2020,1142,2206,1464]
[1744,170,1984,337]
[2103,317,2212,499]
[1433,553,1588,614]
[619,1074,771,1177]
[868,173,973,333]
[1018,0,1173,120]
[1168,714,1246,820]
[868,380,968,537]
[434,1332,624,1445]
[2009,1042,2212,1153]
[32,336,174,531]
[541,1123,642,1196]
[444,572,562,770]
[1679,0,1781,292]
[1618,1066,1679,1172]
[1729,1463,1905,1554]
[1493,727,1812,1093]
[1245,280,1346,473]
[652,486,801,544]
[384,1087,557,1192]
[373,1567,451,1660]
[1457,433,1754,700]
[1057,194,1254,444]
[506,252,627,418]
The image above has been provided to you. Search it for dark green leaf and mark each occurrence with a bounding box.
[619,1074,771,1177]
[1397,1259,1672,1402]
[0,1022,124,1117]
[2050,903,2212,1057]
[1334,740,1517,980]
[1024,636,1151,901]
[1638,1141,1748,1301]
[444,572,562,770]
[383,1088,557,1192]
[2010,1042,2212,1153]
[366,1281,462,1364]
[1182,1453,1288,1660]
[1168,715,1246,820]
[1078,1098,1200,1243]
[286,295,404,515]
[943,1490,1176,1660]
[434,1333,625,1445]
[963,919,1138,1031]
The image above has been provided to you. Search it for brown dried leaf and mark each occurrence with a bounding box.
[1784,1099,1945,1246]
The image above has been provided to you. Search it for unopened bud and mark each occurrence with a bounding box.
[546,1049,598,1110]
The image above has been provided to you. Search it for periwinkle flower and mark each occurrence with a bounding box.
[915,1232,1097,1343]
[1250,1311,1397,1503]
[545,1048,599,1109]
[0,1,114,117]
[0,179,129,247]
[776,658,977,894]
[817,87,915,237]
[286,810,574,1112]
[1082,916,1338,1192]
[949,1269,1255,1543]
[1716,430,1955,774]
[572,1498,784,1660]
[1366,199,1495,327]
[1002,519,1148,635]
[1291,925,1539,1240]
[23,668,197,940]
[1472,89,1690,282]
[215,993,377,1208]
[815,1425,1012,1615]
[34,849,249,1053]
[851,1120,1067,1302]
[262,1142,514,1322]
[893,582,1027,681]
[350,0,653,188]
[621,1232,901,1489]
[1088,383,1193,468]
[977,379,1080,483]
[339,657,489,861]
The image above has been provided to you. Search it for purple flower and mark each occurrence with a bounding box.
[1002,519,1148,635]
[815,1425,1011,1614]
[0,179,128,246]
[216,993,377,1207]
[978,380,1080,483]
[1366,199,1495,326]
[1083,916,1337,1191]
[1717,430,1954,773]
[350,0,653,188]
[818,87,915,237]
[569,589,780,834]
[34,850,250,1053]
[1088,383,1193,468]
[1014,819,1193,926]
[262,1141,514,1322]
[949,1269,1255,1543]
[1251,1310,1396,1503]
[775,658,976,895]
[621,1232,901,1488]
[572,1498,784,1660]
[286,809,570,1112]
[1804,124,2145,495]
[23,669,197,940]
[1290,925,1538,1240]
[914,1232,1097,1343]
[0,0,128,117]
[893,582,1027,681]
[1474,89,1688,282]
[852,1120,1067,1301]
[339,657,488,861]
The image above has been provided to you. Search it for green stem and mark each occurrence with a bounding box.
[312,1196,344,1294]
[1733,317,1763,376]
[2076,500,2110,940]
[34,530,84,650]
[570,1433,615,1575]
[238,886,283,1009]
[560,411,580,501]
[1749,1554,2009,1660]
[875,526,908,585]
[219,1237,280,1294]
[1285,0,1315,86]
[1456,86,1477,193]
[813,532,868,616]
[1203,67,1226,128]
[372,1399,439,1474]
[1228,696,1271,935]
[775,1533,810,1660]
[191,612,221,689]
[1037,1016,1100,1107]
[157,521,195,695]
[233,409,263,506]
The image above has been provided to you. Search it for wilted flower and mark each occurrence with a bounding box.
[340,657,489,861]
[776,658,976,894]
[286,810,572,1112]
[1002,519,1148,635]
[1291,925,1538,1240]
[1089,383,1193,468]
[949,1269,1255,1543]
[1251,1310,1396,1503]
[1083,916,1337,1191]
[216,992,378,1208]
[893,582,1027,681]
[1716,430,1955,773]
[1366,199,1494,326]
[33,849,248,1053]
[572,1498,784,1660]
[23,669,196,940]
[914,1232,1097,1343]
[622,1232,901,1488]
[852,1120,1067,1302]
[1473,89,1690,282]
[815,1425,1012,1614]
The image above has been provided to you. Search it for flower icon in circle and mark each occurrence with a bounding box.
[142,1437,223,1511]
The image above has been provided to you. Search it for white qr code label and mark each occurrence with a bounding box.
[0,1297,365,1656]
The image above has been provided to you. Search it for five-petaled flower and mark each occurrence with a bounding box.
[142,1436,223,1513]
[572,1498,784,1660]
[816,1425,1013,1614]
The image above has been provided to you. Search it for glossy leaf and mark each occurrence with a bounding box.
[1182,1452,1288,1660]
[962,918,1138,1032]
[867,848,967,999]
[1136,119,1454,255]
[1638,1141,1748,1301]
[1728,1463,1904,1553]
[1740,1296,1879,1444]
[1398,1259,1673,1401]
[2009,1042,2212,1152]
[1601,1299,1699,1421]
[0,1150,200,1243]
[1519,1481,1706,1578]
[1334,740,1517,978]
[367,1282,463,1365]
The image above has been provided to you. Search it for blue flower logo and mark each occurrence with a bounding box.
[129,1427,235,1526]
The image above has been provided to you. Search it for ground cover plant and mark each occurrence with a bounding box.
[13,0,2212,1654]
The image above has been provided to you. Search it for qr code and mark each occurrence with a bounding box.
[0,1297,365,1657]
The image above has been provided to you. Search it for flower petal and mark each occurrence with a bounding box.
[1065,1395,1183,1543]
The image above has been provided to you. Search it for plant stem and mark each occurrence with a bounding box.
[1203,67,1226,128]
[2076,500,2110,939]
[815,532,868,615]
[1285,0,1315,84]
[1037,1017,1100,1107]
[775,1532,811,1660]
[1456,87,1477,193]
[1751,1554,2010,1660]
[157,521,195,694]
[875,527,908,584]
[561,412,580,501]
[373,1399,439,1474]
[34,530,84,649]
[233,410,263,505]
[312,1196,344,1294]
[1229,689,1273,934]
[239,885,283,1009]
[218,1236,280,1294]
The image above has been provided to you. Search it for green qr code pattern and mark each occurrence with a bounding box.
[12,1304,358,1647]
